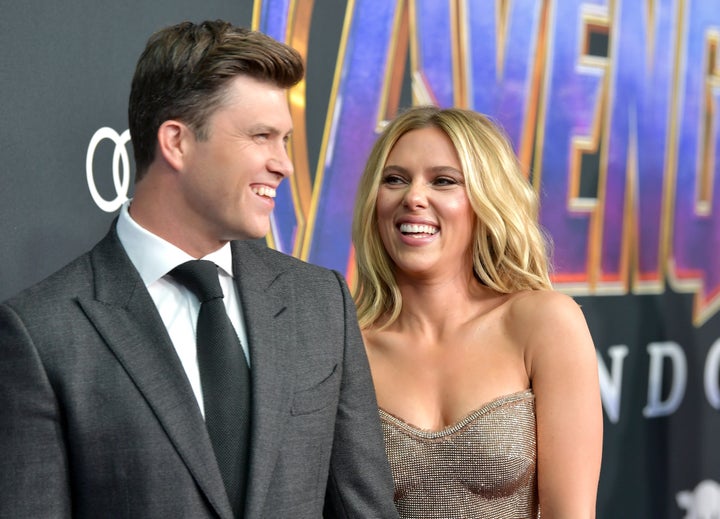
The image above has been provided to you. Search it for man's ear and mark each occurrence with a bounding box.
[157,120,193,171]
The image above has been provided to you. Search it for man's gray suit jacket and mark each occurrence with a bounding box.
[0,226,398,518]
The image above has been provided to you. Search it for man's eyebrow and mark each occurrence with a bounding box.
[248,124,293,137]
[248,124,276,133]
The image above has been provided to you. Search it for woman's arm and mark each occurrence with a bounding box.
[518,290,603,518]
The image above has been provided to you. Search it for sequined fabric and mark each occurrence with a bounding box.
[380,389,539,519]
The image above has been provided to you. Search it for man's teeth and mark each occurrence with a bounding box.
[399,223,438,235]
[252,186,277,198]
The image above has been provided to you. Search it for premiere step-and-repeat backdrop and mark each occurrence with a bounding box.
[1,1,718,516]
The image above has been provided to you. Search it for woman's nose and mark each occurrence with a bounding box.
[402,182,427,209]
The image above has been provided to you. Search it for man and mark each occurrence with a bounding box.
[0,20,397,518]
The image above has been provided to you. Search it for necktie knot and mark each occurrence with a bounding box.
[170,260,224,303]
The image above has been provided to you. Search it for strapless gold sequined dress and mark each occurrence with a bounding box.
[380,389,539,519]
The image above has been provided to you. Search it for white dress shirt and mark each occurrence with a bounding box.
[116,201,249,416]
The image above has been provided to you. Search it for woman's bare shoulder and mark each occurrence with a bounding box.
[506,289,586,326]
[503,290,594,361]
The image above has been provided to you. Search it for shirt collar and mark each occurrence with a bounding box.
[116,200,234,286]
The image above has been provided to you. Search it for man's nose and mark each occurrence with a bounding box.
[269,143,293,178]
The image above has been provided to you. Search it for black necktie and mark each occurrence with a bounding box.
[170,260,250,518]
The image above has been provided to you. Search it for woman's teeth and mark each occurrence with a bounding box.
[399,223,438,235]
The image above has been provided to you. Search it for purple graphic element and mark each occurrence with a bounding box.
[257,0,290,37]
[256,0,297,254]
[539,0,607,279]
[258,0,720,322]
[674,2,720,305]
[601,0,677,286]
[414,0,454,107]
[466,0,543,148]
[304,1,400,271]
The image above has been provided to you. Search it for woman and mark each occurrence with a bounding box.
[352,106,602,518]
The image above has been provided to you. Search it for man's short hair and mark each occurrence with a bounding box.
[128,20,304,180]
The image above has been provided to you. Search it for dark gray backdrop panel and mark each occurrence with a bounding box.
[0,1,253,301]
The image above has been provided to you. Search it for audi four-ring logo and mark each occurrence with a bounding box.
[86,127,132,212]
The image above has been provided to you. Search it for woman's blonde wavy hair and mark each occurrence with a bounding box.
[352,106,552,329]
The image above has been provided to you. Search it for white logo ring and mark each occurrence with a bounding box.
[86,127,132,212]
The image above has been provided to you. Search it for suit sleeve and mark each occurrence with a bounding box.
[322,272,399,519]
[0,303,71,518]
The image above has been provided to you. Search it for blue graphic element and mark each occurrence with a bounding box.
[466,0,543,148]
[674,1,720,308]
[601,0,677,288]
[539,0,607,279]
[305,1,400,271]
[256,0,297,254]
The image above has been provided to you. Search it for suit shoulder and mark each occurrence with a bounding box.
[5,225,137,312]
[236,239,338,278]
[4,252,94,309]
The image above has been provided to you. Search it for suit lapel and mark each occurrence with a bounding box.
[78,229,233,519]
[231,241,295,515]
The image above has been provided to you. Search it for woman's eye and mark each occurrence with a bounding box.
[434,177,458,186]
[382,174,406,185]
